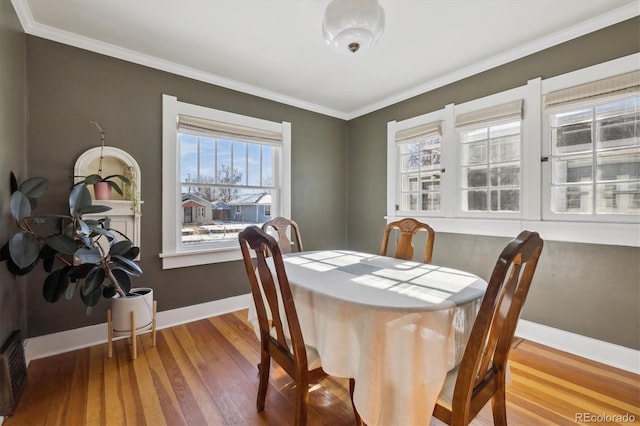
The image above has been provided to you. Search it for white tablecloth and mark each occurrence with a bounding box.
[247,250,487,426]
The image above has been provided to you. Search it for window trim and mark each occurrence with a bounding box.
[454,86,526,219]
[541,57,640,224]
[161,94,291,268]
[386,53,640,247]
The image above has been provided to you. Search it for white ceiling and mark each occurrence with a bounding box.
[12,0,640,119]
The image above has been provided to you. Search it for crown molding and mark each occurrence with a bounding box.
[346,2,640,119]
[10,0,349,120]
[11,0,639,121]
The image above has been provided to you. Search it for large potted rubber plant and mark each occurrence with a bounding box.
[1,173,151,332]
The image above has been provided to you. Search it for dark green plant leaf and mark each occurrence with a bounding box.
[0,241,9,262]
[7,258,36,275]
[76,219,91,237]
[45,234,79,255]
[83,174,102,185]
[88,225,114,241]
[111,255,142,276]
[123,246,140,260]
[80,283,102,307]
[19,176,49,198]
[43,266,71,303]
[10,191,31,221]
[69,184,92,217]
[28,197,38,210]
[107,181,123,196]
[10,172,18,193]
[111,268,131,294]
[103,174,131,185]
[39,244,58,272]
[68,263,96,279]
[9,232,41,269]
[82,267,105,297]
[25,215,65,237]
[102,286,117,298]
[65,280,78,300]
[74,247,103,264]
[110,240,133,256]
[78,205,111,215]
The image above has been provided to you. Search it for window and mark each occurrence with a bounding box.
[387,54,639,246]
[456,100,523,215]
[396,121,443,213]
[162,95,291,268]
[544,71,640,220]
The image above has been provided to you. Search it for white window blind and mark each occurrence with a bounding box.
[178,114,282,145]
[544,70,640,111]
[395,121,442,144]
[456,100,523,128]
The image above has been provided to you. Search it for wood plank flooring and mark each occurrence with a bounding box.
[4,310,639,425]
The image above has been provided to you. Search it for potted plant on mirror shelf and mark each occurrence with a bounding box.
[75,121,131,200]
[0,172,153,336]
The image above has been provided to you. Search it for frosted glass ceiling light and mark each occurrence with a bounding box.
[323,0,385,54]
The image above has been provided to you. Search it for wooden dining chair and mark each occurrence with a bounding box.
[238,225,325,426]
[262,216,304,254]
[432,230,544,426]
[380,218,435,264]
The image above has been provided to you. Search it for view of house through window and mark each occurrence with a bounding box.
[460,120,521,212]
[549,95,640,214]
[179,133,276,244]
[400,134,442,212]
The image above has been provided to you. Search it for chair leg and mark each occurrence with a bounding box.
[294,379,309,426]
[491,382,508,426]
[349,378,365,426]
[256,353,270,412]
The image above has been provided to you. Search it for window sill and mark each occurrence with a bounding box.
[385,216,640,247]
[159,246,244,269]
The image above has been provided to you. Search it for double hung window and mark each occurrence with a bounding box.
[387,54,639,246]
[396,121,443,213]
[456,100,523,214]
[162,95,291,268]
[543,71,640,219]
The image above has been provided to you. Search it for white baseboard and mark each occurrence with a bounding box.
[23,293,252,363]
[516,319,639,374]
[22,296,638,375]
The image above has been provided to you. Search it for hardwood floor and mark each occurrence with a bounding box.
[4,310,639,426]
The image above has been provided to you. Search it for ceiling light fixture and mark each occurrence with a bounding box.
[322,0,385,54]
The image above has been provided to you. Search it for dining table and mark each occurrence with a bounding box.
[246,249,487,426]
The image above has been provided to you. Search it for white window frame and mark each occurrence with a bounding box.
[541,56,640,225]
[454,87,527,220]
[387,106,454,219]
[161,94,291,268]
[386,54,639,247]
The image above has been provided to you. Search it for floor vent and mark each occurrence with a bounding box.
[0,330,27,416]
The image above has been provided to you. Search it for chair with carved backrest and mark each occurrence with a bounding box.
[239,225,324,426]
[262,216,304,254]
[380,218,436,264]
[432,230,544,426]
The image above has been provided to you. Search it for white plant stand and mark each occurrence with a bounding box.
[107,300,157,360]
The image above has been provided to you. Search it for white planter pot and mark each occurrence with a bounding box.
[111,287,154,333]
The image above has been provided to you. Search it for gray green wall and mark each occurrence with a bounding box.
[24,37,347,336]
[346,17,640,350]
[2,8,638,351]
[0,0,27,347]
